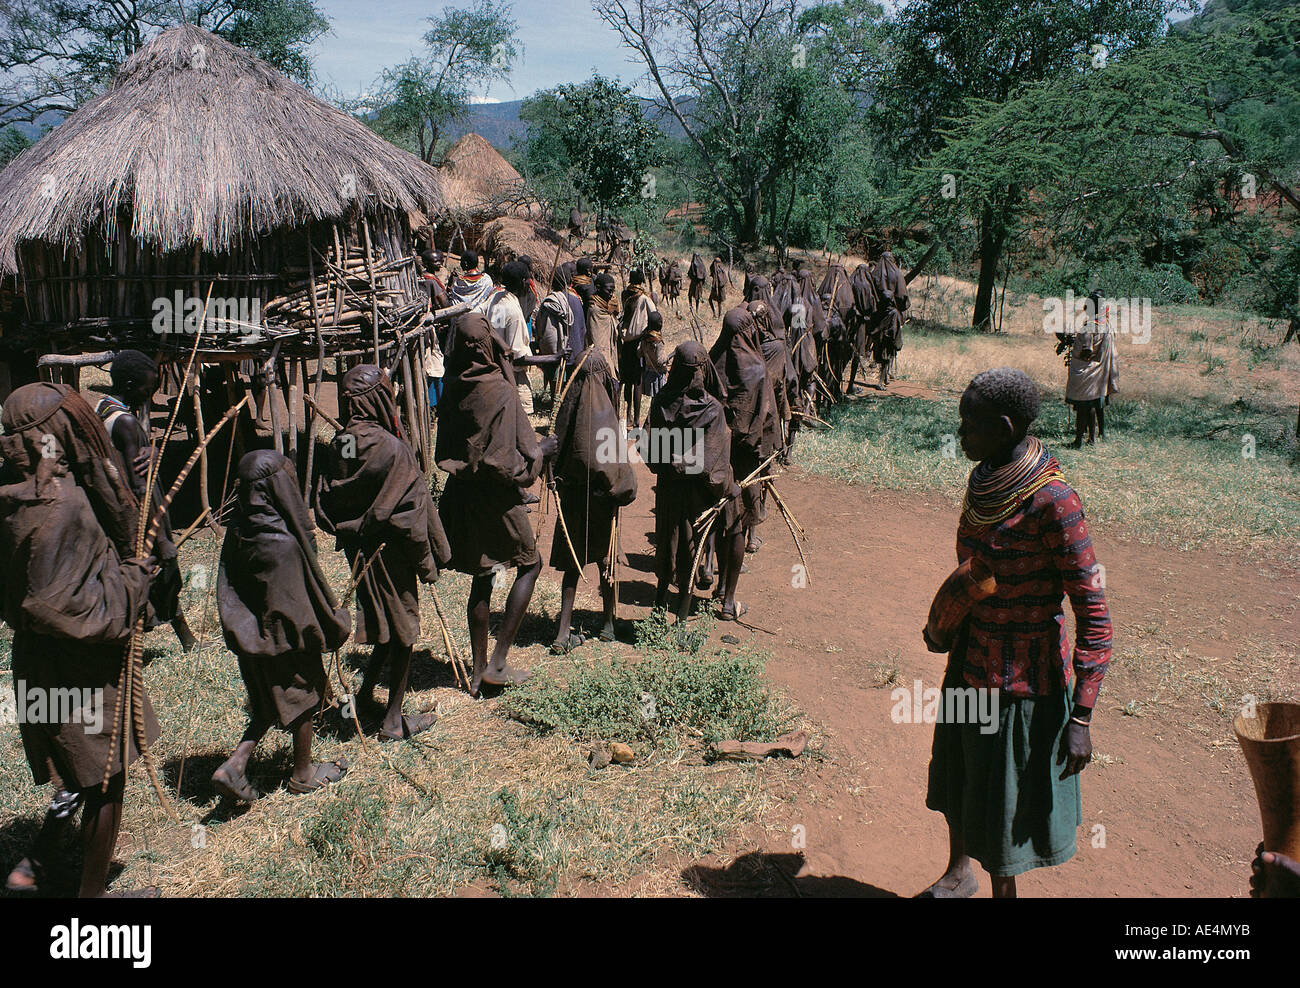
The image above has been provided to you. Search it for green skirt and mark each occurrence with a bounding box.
[926,658,1082,878]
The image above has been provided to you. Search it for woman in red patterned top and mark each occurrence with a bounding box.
[920,367,1112,898]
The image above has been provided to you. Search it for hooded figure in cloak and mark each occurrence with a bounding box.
[0,382,158,898]
[213,450,352,801]
[871,250,909,386]
[647,341,742,623]
[710,307,782,614]
[436,313,555,694]
[847,263,880,395]
[687,252,708,313]
[709,255,730,318]
[547,347,637,652]
[316,366,450,740]
[745,274,773,306]
[749,298,798,463]
[661,258,683,313]
[819,264,856,395]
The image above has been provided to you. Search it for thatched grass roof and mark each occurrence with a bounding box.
[0,24,445,272]
[438,133,540,222]
[479,216,573,280]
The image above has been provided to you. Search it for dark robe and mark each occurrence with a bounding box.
[648,341,741,585]
[548,348,637,571]
[711,307,781,527]
[688,253,707,303]
[317,367,449,646]
[0,384,156,790]
[709,258,729,302]
[220,451,351,727]
[435,312,544,575]
[750,300,797,425]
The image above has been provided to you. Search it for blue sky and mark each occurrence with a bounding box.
[310,0,644,100]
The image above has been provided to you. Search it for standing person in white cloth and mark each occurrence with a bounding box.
[1065,290,1120,448]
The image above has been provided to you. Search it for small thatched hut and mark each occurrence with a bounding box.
[479,217,574,283]
[437,133,541,250]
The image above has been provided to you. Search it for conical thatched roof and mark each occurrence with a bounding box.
[0,24,445,272]
[438,133,539,222]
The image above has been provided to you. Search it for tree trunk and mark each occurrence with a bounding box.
[972,204,1006,333]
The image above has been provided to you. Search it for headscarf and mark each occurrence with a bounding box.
[0,382,139,558]
[647,341,732,492]
[745,275,773,305]
[218,450,351,657]
[688,253,707,281]
[874,250,908,310]
[552,348,637,504]
[340,365,404,439]
[710,306,781,457]
[435,311,540,486]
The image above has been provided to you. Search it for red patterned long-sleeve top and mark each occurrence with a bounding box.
[956,479,1112,709]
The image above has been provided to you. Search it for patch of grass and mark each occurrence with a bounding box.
[503,614,793,748]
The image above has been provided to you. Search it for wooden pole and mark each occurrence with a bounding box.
[362,216,382,363]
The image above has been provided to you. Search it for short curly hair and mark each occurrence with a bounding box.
[110,349,158,392]
[968,367,1041,429]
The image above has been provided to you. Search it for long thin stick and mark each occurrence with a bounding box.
[428,584,471,691]
[303,393,343,432]
[765,479,810,582]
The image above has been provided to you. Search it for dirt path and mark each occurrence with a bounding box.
[537,455,1296,897]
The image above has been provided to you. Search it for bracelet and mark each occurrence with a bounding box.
[1069,716,1092,727]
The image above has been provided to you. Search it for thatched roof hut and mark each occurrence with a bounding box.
[437,133,540,237]
[0,23,445,361]
[479,217,574,282]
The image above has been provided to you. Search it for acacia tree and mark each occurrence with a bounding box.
[519,75,663,229]
[876,0,1180,331]
[0,0,330,123]
[595,0,804,245]
[366,0,519,164]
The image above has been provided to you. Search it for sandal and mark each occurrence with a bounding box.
[378,711,438,742]
[287,759,349,793]
[745,537,763,554]
[5,857,42,894]
[597,625,616,643]
[550,632,586,655]
[718,601,748,622]
[212,766,263,803]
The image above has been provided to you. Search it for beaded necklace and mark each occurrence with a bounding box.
[961,437,1065,528]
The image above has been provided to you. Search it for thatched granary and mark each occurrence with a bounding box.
[0,23,445,365]
[0,23,452,499]
[479,217,574,283]
[437,133,540,250]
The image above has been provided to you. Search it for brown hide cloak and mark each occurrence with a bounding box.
[749,300,797,421]
[317,366,449,646]
[220,450,351,658]
[648,342,742,580]
[435,313,544,576]
[0,384,156,789]
[549,348,637,571]
[710,307,782,460]
[711,307,780,528]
